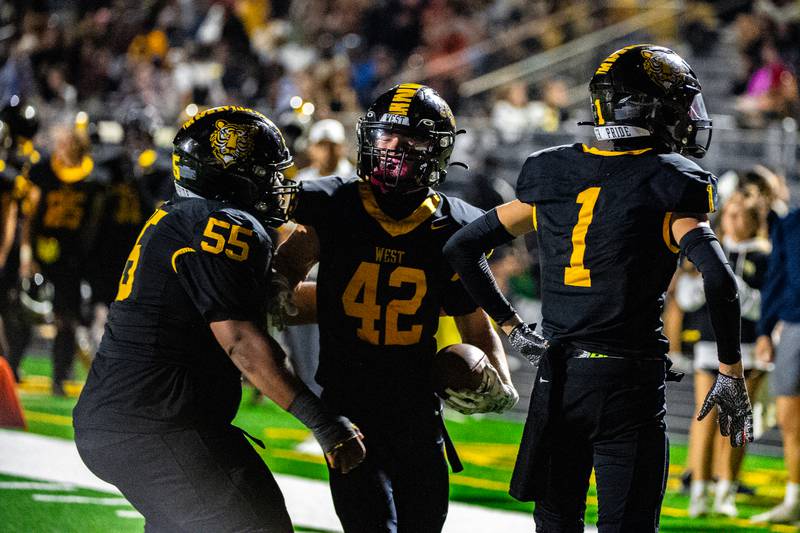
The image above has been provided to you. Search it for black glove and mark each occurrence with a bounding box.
[507,323,549,366]
[697,373,754,448]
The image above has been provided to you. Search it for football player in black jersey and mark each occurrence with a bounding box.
[272,84,518,533]
[73,107,365,532]
[0,96,41,380]
[445,45,754,532]
[22,125,104,395]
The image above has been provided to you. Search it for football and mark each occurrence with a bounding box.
[431,343,488,398]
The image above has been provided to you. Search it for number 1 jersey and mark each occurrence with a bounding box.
[516,143,717,358]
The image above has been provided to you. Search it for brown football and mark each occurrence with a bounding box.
[431,343,487,398]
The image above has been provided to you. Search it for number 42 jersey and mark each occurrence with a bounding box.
[516,143,718,359]
[292,177,482,411]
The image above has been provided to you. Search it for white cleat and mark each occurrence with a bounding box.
[713,490,738,518]
[689,492,710,518]
[750,503,800,524]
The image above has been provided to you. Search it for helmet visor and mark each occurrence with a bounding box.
[685,93,712,157]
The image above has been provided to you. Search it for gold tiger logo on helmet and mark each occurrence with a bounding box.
[641,50,690,90]
[210,119,256,168]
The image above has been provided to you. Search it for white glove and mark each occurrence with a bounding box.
[268,271,298,330]
[444,364,519,415]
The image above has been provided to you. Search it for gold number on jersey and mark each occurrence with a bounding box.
[564,187,601,287]
[341,262,381,344]
[201,218,252,261]
[116,208,168,301]
[43,189,86,230]
[341,262,427,346]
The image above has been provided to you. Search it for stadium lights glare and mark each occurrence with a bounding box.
[289,96,303,109]
[185,103,199,117]
[301,102,315,115]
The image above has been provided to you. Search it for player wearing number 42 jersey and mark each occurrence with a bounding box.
[73,107,365,532]
[445,45,754,532]
[273,84,518,532]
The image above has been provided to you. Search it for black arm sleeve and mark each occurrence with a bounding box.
[679,226,741,364]
[443,209,518,325]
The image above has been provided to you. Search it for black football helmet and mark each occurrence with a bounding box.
[357,83,462,193]
[588,44,712,157]
[0,95,39,150]
[172,106,298,226]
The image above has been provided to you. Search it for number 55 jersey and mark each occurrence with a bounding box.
[516,143,717,359]
[292,176,482,413]
[74,197,272,433]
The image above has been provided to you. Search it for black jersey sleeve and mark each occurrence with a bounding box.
[292,176,355,227]
[515,152,542,204]
[440,196,485,317]
[652,154,718,214]
[175,209,272,323]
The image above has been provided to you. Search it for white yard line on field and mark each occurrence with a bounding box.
[0,481,76,490]
[32,494,130,505]
[0,429,582,533]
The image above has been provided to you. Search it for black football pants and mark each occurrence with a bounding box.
[325,410,450,533]
[533,358,668,533]
[75,425,293,532]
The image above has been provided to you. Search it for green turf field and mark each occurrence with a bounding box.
[3,355,799,532]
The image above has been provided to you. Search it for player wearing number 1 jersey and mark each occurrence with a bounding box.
[274,84,518,532]
[73,107,364,532]
[445,45,754,532]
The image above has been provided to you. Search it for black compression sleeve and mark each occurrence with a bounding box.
[679,226,742,364]
[443,209,518,324]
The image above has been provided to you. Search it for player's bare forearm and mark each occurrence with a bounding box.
[274,224,320,288]
[284,282,318,325]
[455,309,512,384]
[0,194,17,267]
[719,360,745,378]
[210,319,303,409]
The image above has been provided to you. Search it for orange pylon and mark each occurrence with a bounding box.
[0,357,26,429]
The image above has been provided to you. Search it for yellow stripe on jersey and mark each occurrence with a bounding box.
[358,182,440,237]
[707,183,716,213]
[581,144,652,157]
[171,247,196,273]
[662,212,679,253]
[50,155,94,183]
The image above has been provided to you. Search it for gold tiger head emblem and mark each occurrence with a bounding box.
[641,50,690,90]
[210,119,256,168]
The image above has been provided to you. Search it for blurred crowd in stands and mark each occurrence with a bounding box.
[1,0,800,523]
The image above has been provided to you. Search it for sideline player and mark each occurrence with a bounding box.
[73,107,365,531]
[444,45,754,532]
[273,84,518,532]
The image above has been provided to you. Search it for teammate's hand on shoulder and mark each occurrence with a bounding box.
[267,270,298,330]
[325,427,366,474]
[697,369,754,448]
[507,322,549,366]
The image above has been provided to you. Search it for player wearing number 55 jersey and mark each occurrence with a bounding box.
[445,45,754,532]
[274,85,518,532]
[73,107,365,532]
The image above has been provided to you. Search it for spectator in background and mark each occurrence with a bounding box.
[296,119,354,181]
[735,39,799,127]
[678,191,771,518]
[752,206,800,524]
[491,79,566,143]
